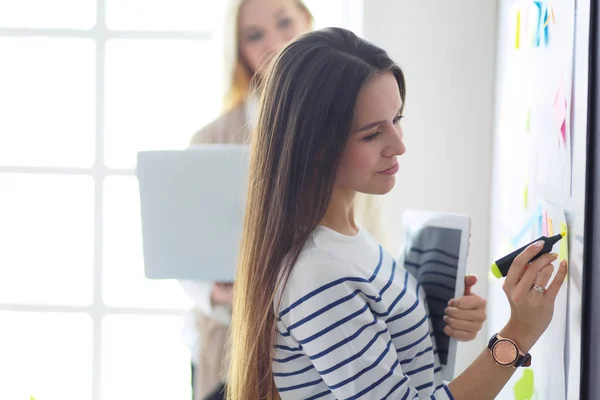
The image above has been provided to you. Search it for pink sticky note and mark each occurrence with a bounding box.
[553,81,567,144]
[542,209,549,236]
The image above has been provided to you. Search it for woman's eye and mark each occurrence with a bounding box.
[278,18,293,29]
[247,31,264,42]
[363,132,381,142]
[393,115,404,124]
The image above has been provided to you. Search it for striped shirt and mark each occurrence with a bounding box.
[273,226,455,400]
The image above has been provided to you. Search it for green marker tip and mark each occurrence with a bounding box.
[491,262,502,279]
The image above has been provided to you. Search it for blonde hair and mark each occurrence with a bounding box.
[222,0,314,112]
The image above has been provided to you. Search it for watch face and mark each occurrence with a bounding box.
[493,340,518,366]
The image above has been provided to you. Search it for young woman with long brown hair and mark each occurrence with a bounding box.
[228,27,568,399]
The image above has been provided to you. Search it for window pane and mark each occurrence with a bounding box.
[103,176,192,308]
[102,314,190,400]
[106,0,225,32]
[0,312,92,400]
[104,39,222,169]
[0,38,96,167]
[0,0,96,29]
[0,174,94,305]
[304,0,345,29]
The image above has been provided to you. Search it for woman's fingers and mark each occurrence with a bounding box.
[445,306,486,323]
[532,264,555,290]
[444,315,482,333]
[444,325,477,341]
[515,253,558,295]
[504,241,544,290]
[545,260,569,299]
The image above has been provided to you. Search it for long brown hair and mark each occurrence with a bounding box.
[228,28,406,399]
[222,0,314,112]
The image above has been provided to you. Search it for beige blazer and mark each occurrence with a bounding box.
[189,103,250,400]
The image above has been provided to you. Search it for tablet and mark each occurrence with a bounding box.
[136,145,249,282]
[399,210,471,382]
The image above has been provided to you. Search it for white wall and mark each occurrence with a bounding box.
[363,0,498,374]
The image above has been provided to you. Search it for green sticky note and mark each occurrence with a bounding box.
[514,369,535,400]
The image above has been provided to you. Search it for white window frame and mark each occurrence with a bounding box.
[0,1,363,399]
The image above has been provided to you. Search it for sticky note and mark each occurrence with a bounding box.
[554,80,567,144]
[560,222,569,261]
[516,9,521,49]
[523,182,529,208]
[548,217,554,235]
[514,369,535,400]
[525,107,531,133]
[542,209,549,236]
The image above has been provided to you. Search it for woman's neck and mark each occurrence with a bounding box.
[320,187,358,236]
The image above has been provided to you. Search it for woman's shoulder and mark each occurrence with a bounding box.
[189,103,249,145]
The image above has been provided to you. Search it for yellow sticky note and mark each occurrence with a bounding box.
[523,182,529,208]
[548,217,554,236]
[515,10,521,49]
[525,107,531,133]
[560,222,569,261]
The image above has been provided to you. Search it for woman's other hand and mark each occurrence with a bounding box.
[444,275,487,341]
[211,282,234,306]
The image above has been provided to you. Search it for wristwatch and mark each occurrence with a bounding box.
[488,333,532,368]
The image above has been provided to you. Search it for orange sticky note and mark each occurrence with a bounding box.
[548,217,554,236]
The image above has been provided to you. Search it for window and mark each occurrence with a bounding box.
[0,1,362,399]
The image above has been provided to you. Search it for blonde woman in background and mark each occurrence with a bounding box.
[179,1,313,399]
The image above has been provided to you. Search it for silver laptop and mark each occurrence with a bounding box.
[136,145,249,281]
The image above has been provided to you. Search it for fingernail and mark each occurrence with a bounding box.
[534,240,544,248]
[550,252,559,259]
[443,316,448,322]
[561,260,568,268]
[448,299,455,306]
[444,307,449,314]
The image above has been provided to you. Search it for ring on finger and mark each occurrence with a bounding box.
[532,284,546,293]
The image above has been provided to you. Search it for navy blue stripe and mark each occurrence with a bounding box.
[286,289,364,331]
[386,297,420,323]
[400,346,433,365]
[329,340,394,390]
[298,303,369,344]
[397,331,430,353]
[373,270,409,317]
[318,327,388,375]
[273,353,304,363]
[435,383,444,391]
[381,375,409,400]
[279,246,383,317]
[277,330,291,337]
[345,358,401,400]
[274,344,302,351]
[409,247,458,260]
[306,390,332,400]
[277,377,323,392]
[391,315,428,339]
[309,314,378,360]
[415,381,434,391]
[287,258,396,332]
[406,363,435,376]
[444,385,456,400]
[272,364,313,377]
[434,366,442,373]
